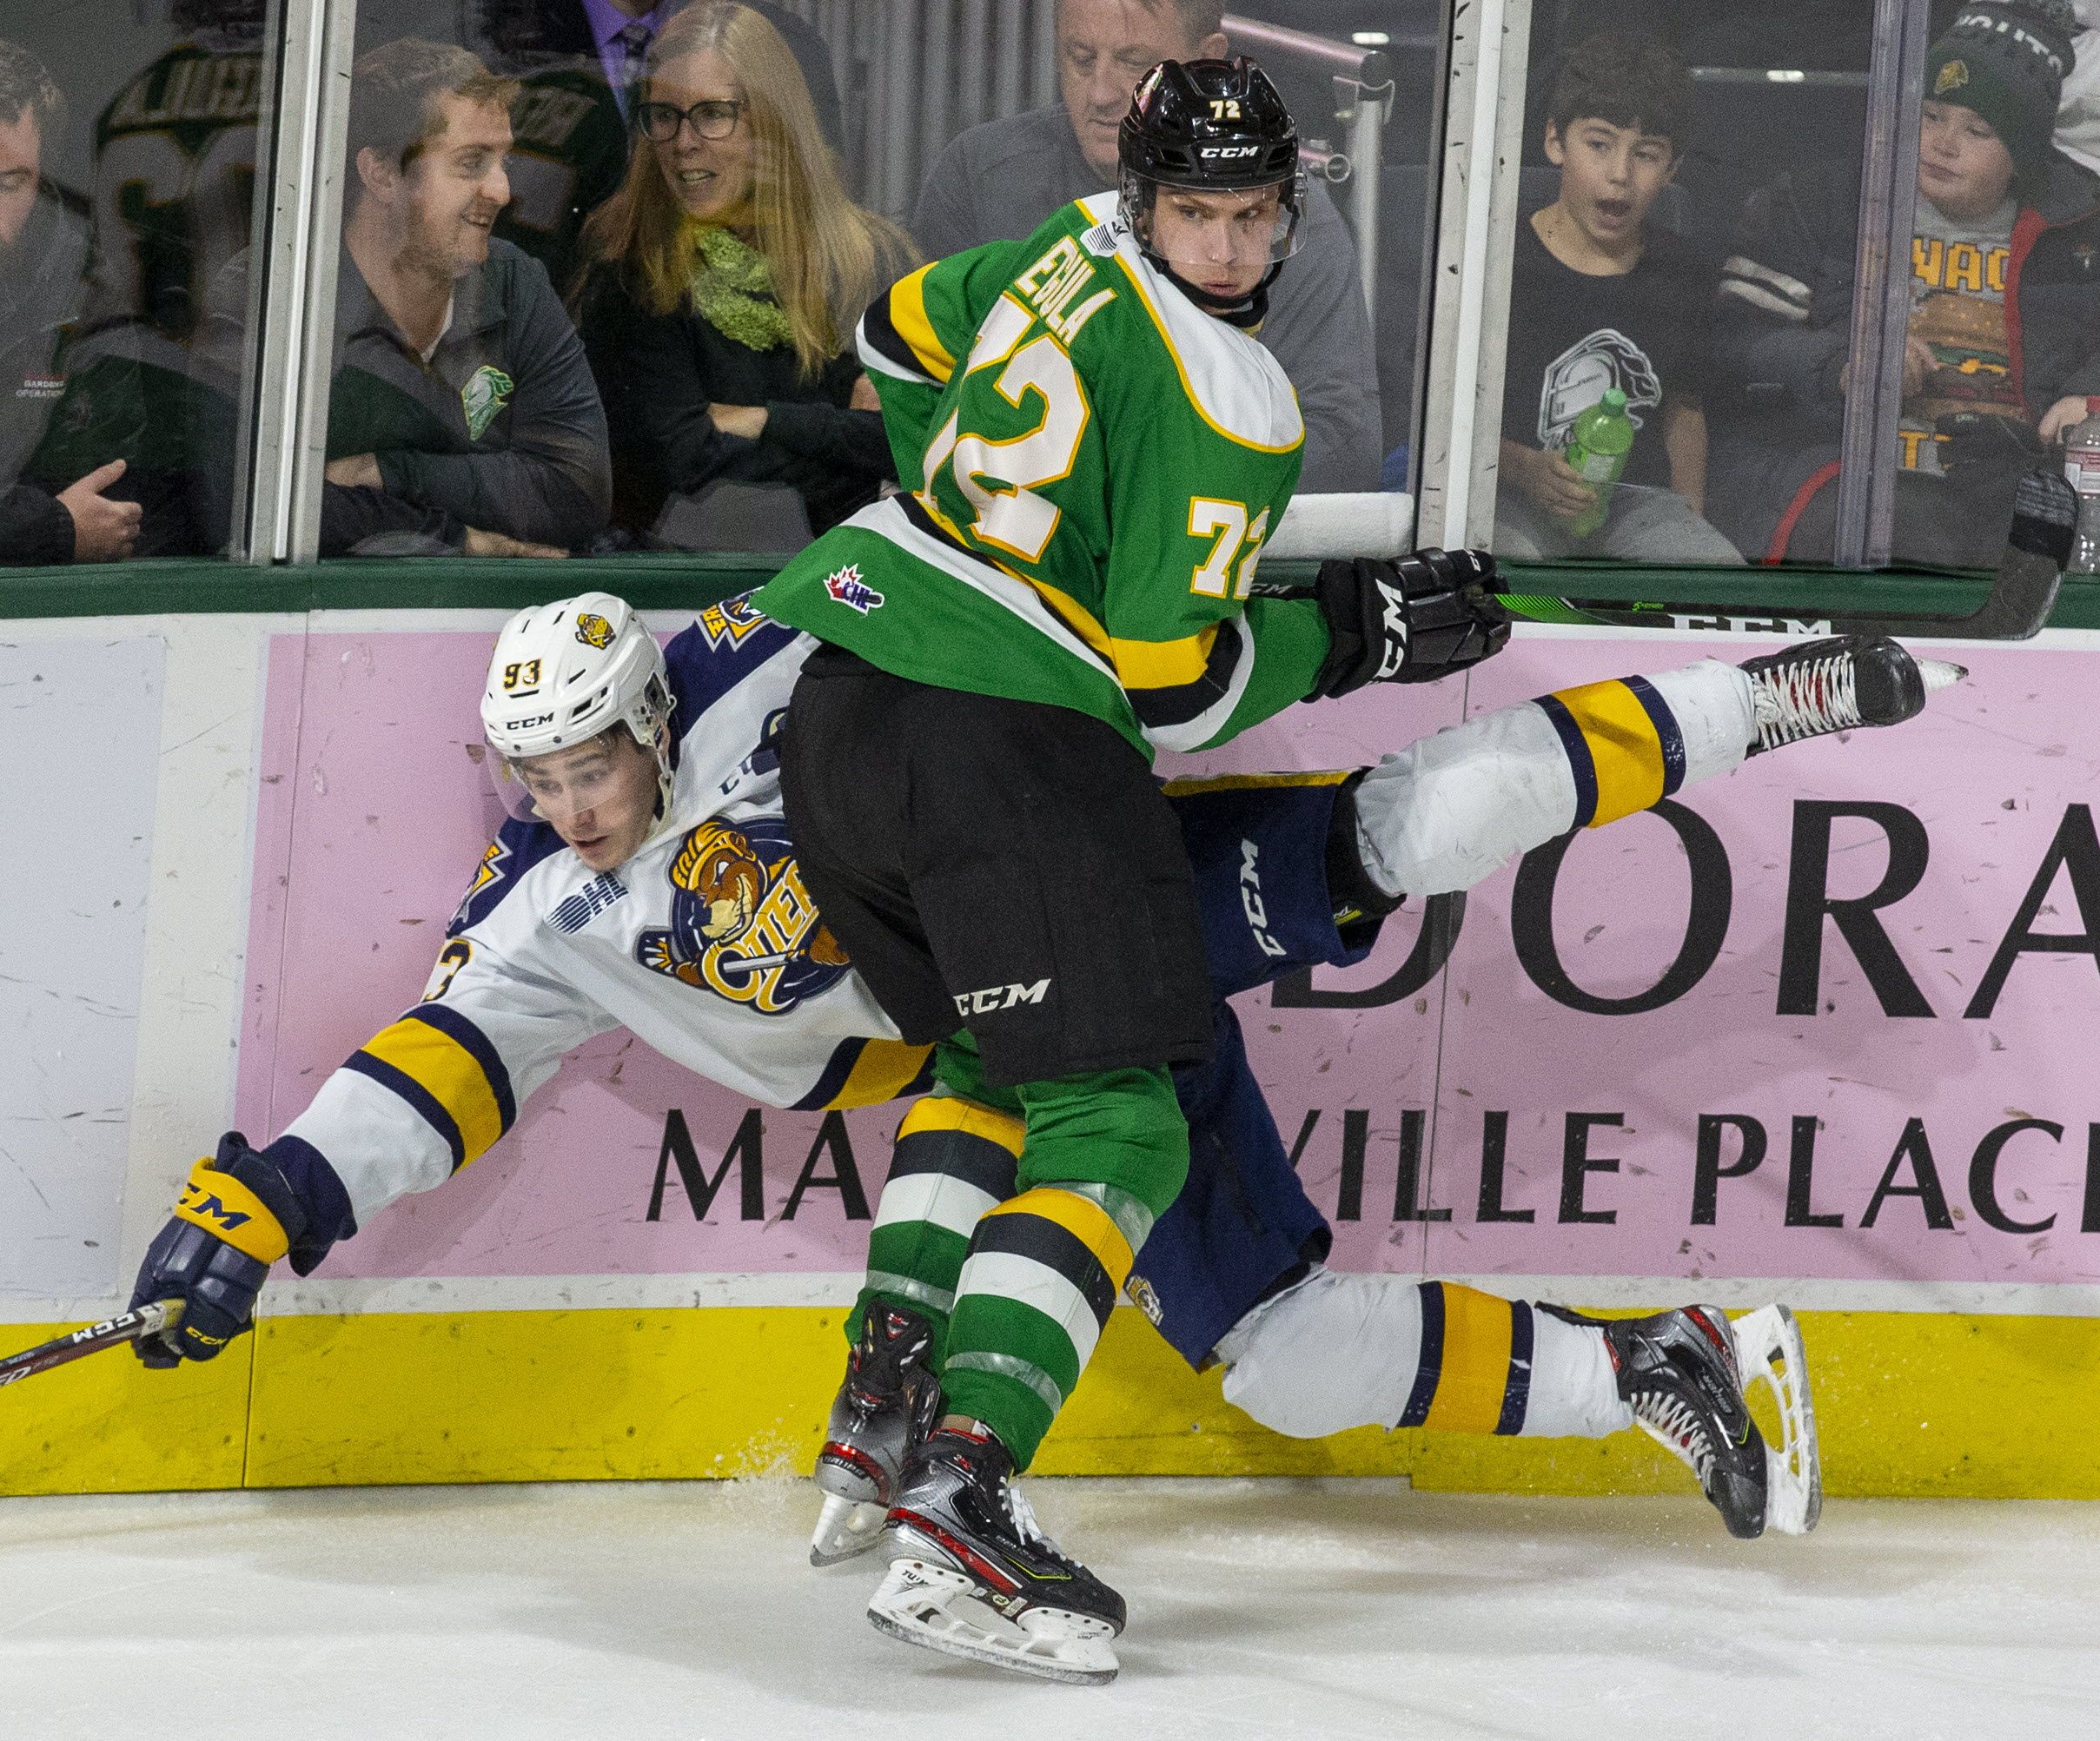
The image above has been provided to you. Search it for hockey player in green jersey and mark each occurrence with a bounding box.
[753,57,1508,1681]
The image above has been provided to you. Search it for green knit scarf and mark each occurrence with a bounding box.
[686,223,794,353]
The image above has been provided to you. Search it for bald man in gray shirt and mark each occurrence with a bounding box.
[911,0,1382,493]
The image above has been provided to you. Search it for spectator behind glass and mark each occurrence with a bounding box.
[464,0,845,142]
[1495,34,1739,564]
[69,2,265,559]
[0,39,141,566]
[407,1,843,308]
[1712,0,2100,567]
[911,0,1382,493]
[2045,0,2100,175]
[573,2,912,546]
[299,38,611,557]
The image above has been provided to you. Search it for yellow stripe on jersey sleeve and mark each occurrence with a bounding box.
[1110,623,1220,691]
[889,264,957,384]
[361,1017,507,1168]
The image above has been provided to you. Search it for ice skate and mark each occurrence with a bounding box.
[1741,633,1964,755]
[867,1425,1125,1685]
[810,1303,940,1567]
[1553,1303,1820,1539]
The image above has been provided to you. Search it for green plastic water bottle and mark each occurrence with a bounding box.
[1564,387,1634,540]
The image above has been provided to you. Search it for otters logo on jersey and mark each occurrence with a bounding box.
[635,817,851,1015]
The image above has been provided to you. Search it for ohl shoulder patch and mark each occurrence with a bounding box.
[461,364,516,440]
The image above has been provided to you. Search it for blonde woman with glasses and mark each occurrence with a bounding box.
[574,2,914,543]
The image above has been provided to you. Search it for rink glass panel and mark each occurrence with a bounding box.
[0,0,283,564]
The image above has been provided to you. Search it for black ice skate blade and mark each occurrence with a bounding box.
[866,1605,1118,1687]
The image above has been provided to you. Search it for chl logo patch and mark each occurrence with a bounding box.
[824,563,885,613]
[461,364,516,440]
[951,978,1051,1019]
[635,817,851,1015]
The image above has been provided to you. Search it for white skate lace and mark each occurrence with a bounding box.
[1752,652,1860,750]
[1633,1389,1714,1482]
[1005,1481,1049,1549]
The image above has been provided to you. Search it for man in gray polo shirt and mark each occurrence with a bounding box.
[911,0,1382,493]
[318,37,611,557]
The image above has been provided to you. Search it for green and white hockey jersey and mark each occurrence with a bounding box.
[91,36,263,337]
[752,192,1331,758]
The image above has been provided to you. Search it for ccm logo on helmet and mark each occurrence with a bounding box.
[951,978,1051,1018]
[505,712,555,730]
[1204,144,1261,159]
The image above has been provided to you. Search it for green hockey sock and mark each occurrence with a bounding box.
[940,1062,1189,1468]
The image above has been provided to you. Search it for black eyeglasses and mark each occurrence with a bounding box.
[634,98,744,142]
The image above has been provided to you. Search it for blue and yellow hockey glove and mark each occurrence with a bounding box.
[128,1133,315,1367]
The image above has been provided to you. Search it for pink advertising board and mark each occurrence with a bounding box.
[237,626,2100,1291]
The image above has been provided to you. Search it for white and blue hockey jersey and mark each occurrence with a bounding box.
[276,596,934,1230]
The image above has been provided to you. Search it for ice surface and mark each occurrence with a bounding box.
[2,1478,2095,1740]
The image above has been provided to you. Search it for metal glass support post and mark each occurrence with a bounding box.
[1415,0,1532,548]
[1340,67,1395,328]
[1222,16,1393,323]
[248,0,356,566]
[1832,0,1928,570]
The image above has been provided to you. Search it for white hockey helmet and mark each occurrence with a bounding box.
[481,592,675,823]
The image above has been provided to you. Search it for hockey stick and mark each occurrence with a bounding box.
[1827,467,2073,640]
[0,1301,184,1389]
[1261,470,2076,640]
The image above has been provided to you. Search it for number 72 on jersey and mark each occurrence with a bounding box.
[920,297,1271,599]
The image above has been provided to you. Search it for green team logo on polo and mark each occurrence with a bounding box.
[461,366,515,440]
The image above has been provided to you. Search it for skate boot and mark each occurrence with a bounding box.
[810,1303,941,1567]
[1553,1303,1821,1539]
[1741,634,1964,755]
[867,1425,1126,1685]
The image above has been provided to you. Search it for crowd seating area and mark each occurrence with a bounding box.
[0,0,2081,578]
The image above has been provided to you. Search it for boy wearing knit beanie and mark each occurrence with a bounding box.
[1896,3,2084,481]
[1712,0,2100,566]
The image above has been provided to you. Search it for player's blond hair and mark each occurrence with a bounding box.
[577,2,915,378]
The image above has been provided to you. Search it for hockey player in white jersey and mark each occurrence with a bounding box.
[128,588,1957,1673]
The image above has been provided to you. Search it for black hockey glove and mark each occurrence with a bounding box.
[129,1133,314,1367]
[1308,548,1512,699]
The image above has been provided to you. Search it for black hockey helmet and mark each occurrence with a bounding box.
[1116,57,1305,311]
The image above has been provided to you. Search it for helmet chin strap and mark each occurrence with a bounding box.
[633,720,680,852]
[1154,255,1282,328]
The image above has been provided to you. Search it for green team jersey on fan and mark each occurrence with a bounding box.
[92,37,263,336]
[752,191,1330,758]
[492,63,629,292]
